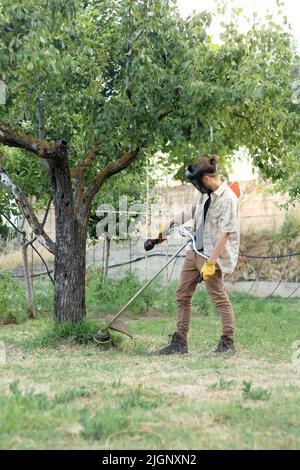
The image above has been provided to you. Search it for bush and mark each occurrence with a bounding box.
[32,276,54,314]
[25,318,107,348]
[0,273,28,323]
[192,289,216,315]
[278,216,300,244]
[86,269,156,316]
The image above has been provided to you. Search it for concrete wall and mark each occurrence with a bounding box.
[27,179,300,240]
[19,178,299,261]
[155,180,300,234]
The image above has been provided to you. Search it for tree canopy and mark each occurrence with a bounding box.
[1,0,299,191]
[0,0,299,321]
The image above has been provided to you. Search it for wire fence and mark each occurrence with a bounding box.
[1,239,300,300]
[102,249,300,300]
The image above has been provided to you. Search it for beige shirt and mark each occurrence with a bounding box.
[189,181,240,274]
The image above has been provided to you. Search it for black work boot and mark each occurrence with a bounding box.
[154,332,188,356]
[212,335,235,355]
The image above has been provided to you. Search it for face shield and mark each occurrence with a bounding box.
[185,163,209,194]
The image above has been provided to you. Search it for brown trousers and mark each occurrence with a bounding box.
[176,250,234,341]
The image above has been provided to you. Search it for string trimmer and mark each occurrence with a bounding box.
[93,227,209,346]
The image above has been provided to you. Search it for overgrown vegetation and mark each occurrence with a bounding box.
[230,216,300,282]
[0,300,299,449]
[86,270,155,316]
[0,273,28,323]
[1,268,299,326]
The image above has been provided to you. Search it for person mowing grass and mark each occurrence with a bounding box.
[155,155,241,356]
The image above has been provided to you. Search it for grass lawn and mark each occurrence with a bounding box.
[0,289,300,450]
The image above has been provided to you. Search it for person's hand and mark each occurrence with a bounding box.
[157,224,167,243]
[200,261,216,281]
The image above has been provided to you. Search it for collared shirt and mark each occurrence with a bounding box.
[189,181,240,274]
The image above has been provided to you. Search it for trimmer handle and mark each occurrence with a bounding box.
[144,238,159,251]
[144,233,167,251]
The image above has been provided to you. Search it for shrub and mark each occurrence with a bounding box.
[0,273,28,323]
[24,318,109,348]
[86,269,156,316]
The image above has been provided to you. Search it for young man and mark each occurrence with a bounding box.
[155,155,240,355]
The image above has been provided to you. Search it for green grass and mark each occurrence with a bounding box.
[0,275,300,449]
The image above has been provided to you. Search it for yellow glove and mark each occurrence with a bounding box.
[200,261,216,281]
[156,224,168,243]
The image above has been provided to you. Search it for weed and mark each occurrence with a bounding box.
[55,387,91,404]
[242,380,271,401]
[208,377,237,391]
[120,384,164,410]
[80,408,129,440]
[24,319,104,348]
[8,381,51,410]
[112,379,122,389]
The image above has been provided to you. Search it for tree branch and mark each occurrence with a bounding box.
[0,122,64,159]
[41,195,53,228]
[74,145,100,215]
[79,146,140,219]
[0,211,25,235]
[0,211,54,286]
[0,166,55,254]
[30,243,54,285]
[158,109,173,121]
[232,111,256,131]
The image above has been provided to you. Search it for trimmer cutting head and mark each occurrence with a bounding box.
[93,315,133,347]
[93,330,111,343]
[93,329,112,348]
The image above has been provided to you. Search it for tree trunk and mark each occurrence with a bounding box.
[49,149,88,323]
[54,220,87,322]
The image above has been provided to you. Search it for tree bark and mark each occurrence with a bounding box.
[48,148,88,322]
[54,220,87,322]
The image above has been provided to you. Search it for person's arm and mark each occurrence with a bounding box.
[157,211,191,242]
[160,193,198,236]
[168,211,192,230]
[208,232,231,263]
[201,195,239,281]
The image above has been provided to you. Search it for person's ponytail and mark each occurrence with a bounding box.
[196,154,219,175]
[209,155,219,167]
